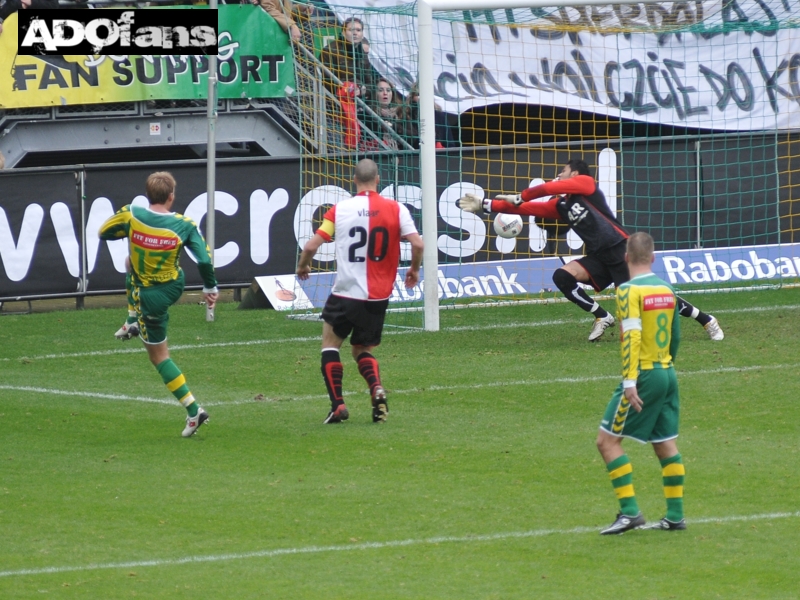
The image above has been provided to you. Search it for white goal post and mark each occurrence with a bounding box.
[417,0,654,331]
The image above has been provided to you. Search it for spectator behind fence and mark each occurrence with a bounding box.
[396,83,460,149]
[320,17,377,103]
[253,0,314,43]
[372,77,402,123]
[0,0,58,37]
[363,77,402,148]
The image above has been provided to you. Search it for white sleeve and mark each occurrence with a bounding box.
[398,203,418,237]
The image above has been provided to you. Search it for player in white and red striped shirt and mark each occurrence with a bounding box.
[297,159,424,424]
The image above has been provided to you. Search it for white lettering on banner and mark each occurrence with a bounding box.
[438,182,486,258]
[439,270,464,298]
[20,13,215,54]
[50,202,80,278]
[662,250,799,284]
[731,259,754,280]
[250,188,289,265]
[324,0,800,131]
[4,185,800,291]
[387,266,527,303]
[704,253,732,281]
[0,160,600,285]
[184,192,239,268]
[0,204,44,282]
[87,197,120,272]
[777,256,800,276]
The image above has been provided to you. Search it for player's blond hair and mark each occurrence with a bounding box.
[146,172,176,205]
[627,232,655,265]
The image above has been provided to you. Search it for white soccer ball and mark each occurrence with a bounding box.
[493,213,524,239]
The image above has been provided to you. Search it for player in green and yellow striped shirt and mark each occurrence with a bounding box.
[596,232,687,534]
[99,172,218,438]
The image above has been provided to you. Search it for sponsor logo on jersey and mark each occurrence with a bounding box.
[643,293,675,310]
[132,230,178,250]
[566,202,588,225]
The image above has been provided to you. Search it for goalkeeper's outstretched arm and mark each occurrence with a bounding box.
[519,175,596,201]
[457,193,560,220]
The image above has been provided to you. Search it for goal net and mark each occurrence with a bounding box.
[290,0,800,328]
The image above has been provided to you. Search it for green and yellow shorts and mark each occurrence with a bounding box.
[600,367,680,443]
[132,274,185,345]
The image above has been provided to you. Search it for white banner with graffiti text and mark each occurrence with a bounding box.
[325,0,800,131]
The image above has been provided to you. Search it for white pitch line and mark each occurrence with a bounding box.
[713,303,800,314]
[2,303,798,364]
[2,362,797,408]
[204,361,800,406]
[0,510,797,579]
[0,335,322,363]
[0,385,176,405]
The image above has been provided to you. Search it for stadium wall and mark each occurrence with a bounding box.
[0,134,798,301]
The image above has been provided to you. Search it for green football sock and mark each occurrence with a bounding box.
[125,273,137,324]
[155,358,197,416]
[660,454,685,522]
[607,455,640,517]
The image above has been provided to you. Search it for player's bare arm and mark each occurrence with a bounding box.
[403,232,424,288]
[297,232,328,280]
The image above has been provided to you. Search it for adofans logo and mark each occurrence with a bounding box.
[18,9,218,56]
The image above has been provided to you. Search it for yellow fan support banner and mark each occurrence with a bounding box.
[0,6,295,109]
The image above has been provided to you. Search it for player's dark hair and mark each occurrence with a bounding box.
[146,172,176,205]
[342,17,364,32]
[627,232,655,265]
[566,159,591,176]
[354,159,379,185]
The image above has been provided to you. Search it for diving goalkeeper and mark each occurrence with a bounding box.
[458,158,723,342]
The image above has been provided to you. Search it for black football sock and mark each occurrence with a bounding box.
[321,349,345,409]
[553,269,608,317]
[356,352,381,395]
[677,297,711,326]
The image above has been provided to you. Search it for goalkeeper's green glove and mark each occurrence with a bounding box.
[496,194,523,206]
[457,193,490,214]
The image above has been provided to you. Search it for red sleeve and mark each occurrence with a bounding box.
[489,197,561,220]
[520,175,596,201]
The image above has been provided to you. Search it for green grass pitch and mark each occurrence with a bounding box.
[1,288,798,598]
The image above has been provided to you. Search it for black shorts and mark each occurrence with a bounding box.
[321,295,389,347]
[575,242,629,291]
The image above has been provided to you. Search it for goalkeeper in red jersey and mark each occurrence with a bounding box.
[458,158,723,342]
